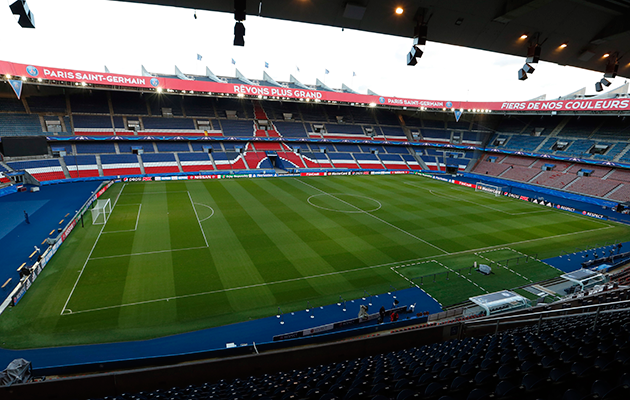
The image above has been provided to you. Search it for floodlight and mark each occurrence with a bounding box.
[523,63,535,74]
[518,69,528,81]
[407,46,423,66]
[8,0,35,28]
[595,81,604,92]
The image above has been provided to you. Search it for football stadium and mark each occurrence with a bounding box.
[2,1,630,399]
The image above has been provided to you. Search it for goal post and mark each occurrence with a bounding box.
[475,182,502,197]
[91,198,112,225]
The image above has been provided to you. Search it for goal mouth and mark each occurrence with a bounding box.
[91,198,112,225]
[475,182,503,197]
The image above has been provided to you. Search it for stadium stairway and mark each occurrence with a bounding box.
[57,157,71,179]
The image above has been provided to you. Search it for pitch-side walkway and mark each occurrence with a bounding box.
[0,287,442,373]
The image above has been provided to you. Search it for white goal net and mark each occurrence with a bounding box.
[91,199,112,225]
[475,182,502,197]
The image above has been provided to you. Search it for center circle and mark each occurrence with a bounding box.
[307,193,382,213]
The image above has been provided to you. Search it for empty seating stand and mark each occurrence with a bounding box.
[142,153,180,174]
[328,153,359,169]
[178,153,214,172]
[63,155,100,178]
[354,153,385,169]
[7,159,65,181]
[100,154,141,176]
[83,298,630,400]
[379,154,410,170]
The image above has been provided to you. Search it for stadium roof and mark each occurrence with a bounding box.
[114,0,630,75]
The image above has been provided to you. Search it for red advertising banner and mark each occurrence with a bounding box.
[2,60,630,112]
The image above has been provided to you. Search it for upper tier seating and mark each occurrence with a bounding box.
[0,96,26,113]
[0,113,43,136]
[111,92,148,115]
[75,142,117,154]
[220,120,254,137]
[273,121,308,138]
[142,117,196,130]
[69,91,110,114]
[26,95,67,113]
[148,94,183,116]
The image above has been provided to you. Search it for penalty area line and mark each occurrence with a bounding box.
[60,183,127,316]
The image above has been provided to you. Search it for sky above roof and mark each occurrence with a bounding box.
[2,0,627,102]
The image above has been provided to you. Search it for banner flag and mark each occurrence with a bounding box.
[9,80,23,99]
[197,54,202,61]
[454,109,462,122]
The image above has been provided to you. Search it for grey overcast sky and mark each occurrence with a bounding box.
[1,0,627,102]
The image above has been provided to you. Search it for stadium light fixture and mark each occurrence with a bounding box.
[603,53,610,58]
[369,102,376,107]
[559,43,568,49]
[5,74,11,79]
[395,7,404,15]
[157,87,163,93]
[37,77,42,82]
[237,93,245,98]
[523,63,535,74]
[519,33,528,40]
[526,44,541,64]
[21,76,26,81]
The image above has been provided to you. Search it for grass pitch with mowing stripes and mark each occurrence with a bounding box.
[1,174,629,349]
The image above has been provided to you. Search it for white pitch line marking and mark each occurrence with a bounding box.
[188,192,209,247]
[60,183,127,315]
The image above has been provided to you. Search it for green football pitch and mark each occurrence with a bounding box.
[2,174,629,349]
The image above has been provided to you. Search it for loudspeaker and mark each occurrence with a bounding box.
[234,22,245,46]
[595,81,603,92]
[604,62,618,78]
[413,25,428,46]
[526,45,541,63]
[518,69,528,81]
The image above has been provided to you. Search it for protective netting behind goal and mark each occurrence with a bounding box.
[475,182,502,196]
[91,199,112,225]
